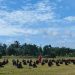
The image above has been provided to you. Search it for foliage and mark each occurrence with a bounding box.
[0,41,75,57]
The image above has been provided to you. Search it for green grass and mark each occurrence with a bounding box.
[0,58,75,75]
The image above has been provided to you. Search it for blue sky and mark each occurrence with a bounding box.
[0,0,75,48]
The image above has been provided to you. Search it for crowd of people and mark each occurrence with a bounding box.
[1,55,75,69]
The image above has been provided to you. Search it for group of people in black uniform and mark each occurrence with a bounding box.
[12,58,75,68]
[1,58,75,69]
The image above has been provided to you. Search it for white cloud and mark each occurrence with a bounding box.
[0,0,55,24]
[64,16,75,22]
[0,0,75,47]
[0,18,40,36]
[2,9,54,24]
[41,28,59,37]
[0,0,56,36]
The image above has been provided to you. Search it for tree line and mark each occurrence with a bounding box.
[0,41,75,58]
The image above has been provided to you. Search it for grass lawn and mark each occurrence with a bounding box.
[0,57,75,75]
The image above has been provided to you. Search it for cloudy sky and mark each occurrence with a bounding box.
[0,0,75,48]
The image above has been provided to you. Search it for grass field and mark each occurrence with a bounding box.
[0,57,75,75]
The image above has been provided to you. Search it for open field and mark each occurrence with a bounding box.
[0,57,75,75]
